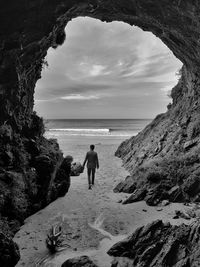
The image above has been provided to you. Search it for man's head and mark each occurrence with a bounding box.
[90,144,95,151]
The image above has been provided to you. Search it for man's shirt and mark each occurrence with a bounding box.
[84,151,99,169]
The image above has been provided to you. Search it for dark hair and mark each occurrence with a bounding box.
[90,144,95,150]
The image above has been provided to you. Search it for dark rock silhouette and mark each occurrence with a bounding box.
[0,231,20,267]
[1,0,200,265]
[61,255,98,267]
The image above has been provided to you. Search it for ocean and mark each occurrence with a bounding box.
[44,119,152,160]
[44,119,151,138]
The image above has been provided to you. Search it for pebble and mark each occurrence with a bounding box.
[156,208,163,211]
[72,234,80,239]
[161,200,170,206]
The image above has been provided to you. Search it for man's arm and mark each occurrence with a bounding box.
[83,153,88,168]
[96,153,99,169]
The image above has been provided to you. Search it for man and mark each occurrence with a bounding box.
[83,144,99,189]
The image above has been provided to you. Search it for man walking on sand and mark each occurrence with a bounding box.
[83,144,99,190]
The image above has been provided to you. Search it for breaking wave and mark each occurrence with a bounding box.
[46,128,137,137]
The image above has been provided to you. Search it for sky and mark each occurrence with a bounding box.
[34,17,182,119]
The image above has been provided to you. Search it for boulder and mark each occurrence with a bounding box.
[111,257,134,267]
[113,176,136,193]
[61,255,98,267]
[146,172,162,183]
[34,154,55,174]
[113,181,125,193]
[0,124,13,142]
[122,187,147,204]
[168,185,183,202]
[183,174,200,197]
[53,180,70,198]
[174,210,191,220]
[71,162,84,176]
[145,193,160,206]
[145,184,169,206]
[161,199,170,206]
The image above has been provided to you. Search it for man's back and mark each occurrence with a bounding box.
[83,145,99,189]
[86,150,98,168]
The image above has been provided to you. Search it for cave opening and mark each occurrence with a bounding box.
[34,17,182,121]
[33,17,182,156]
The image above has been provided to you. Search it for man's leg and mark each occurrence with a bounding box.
[87,168,92,189]
[92,168,95,185]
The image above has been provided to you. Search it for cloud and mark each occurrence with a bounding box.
[89,64,106,76]
[60,94,100,100]
[34,17,182,119]
[35,99,51,102]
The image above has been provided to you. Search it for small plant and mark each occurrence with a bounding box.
[175,67,182,78]
[46,224,62,253]
[55,30,66,46]
[146,171,163,183]
[52,30,66,49]
[167,102,172,110]
[42,58,49,69]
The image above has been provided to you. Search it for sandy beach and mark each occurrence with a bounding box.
[14,137,195,267]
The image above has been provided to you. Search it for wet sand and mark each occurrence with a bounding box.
[14,138,195,266]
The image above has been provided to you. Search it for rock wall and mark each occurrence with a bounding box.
[0,115,73,266]
[108,220,200,266]
[115,65,200,205]
[1,0,200,266]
